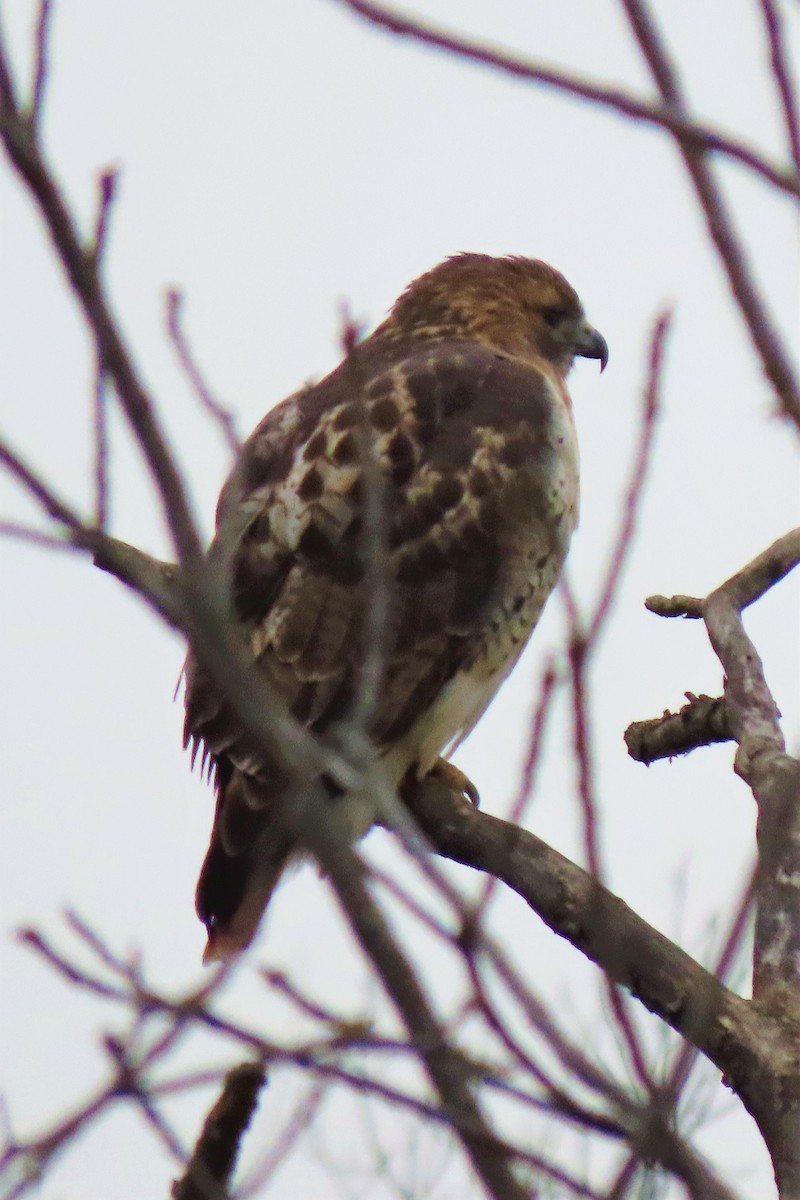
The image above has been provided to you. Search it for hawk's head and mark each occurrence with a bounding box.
[386,253,608,377]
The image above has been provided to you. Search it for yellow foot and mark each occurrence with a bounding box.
[429,758,480,807]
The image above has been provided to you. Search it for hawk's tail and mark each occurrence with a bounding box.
[195,764,294,963]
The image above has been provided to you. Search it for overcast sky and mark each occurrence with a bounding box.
[1,2,798,1196]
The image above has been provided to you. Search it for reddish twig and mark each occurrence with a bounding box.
[165,288,241,456]
[665,867,756,1103]
[0,1082,118,1200]
[758,0,800,175]
[619,0,800,430]
[472,661,559,919]
[0,521,74,551]
[89,167,118,267]
[237,1082,326,1198]
[29,0,52,125]
[571,625,653,1094]
[92,364,110,529]
[0,437,82,529]
[587,310,670,644]
[0,68,205,562]
[332,0,800,200]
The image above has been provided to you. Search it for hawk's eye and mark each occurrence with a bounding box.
[541,306,568,329]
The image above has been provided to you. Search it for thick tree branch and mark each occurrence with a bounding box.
[404,774,795,1128]
[629,529,800,760]
[625,525,800,1192]
[172,1062,266,1200]
[625,693,732,763]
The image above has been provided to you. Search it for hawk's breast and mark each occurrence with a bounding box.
[385,366,580,781]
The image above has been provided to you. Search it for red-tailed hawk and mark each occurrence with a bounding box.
[184,254,607,960]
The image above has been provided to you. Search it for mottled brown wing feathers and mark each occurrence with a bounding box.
[185,339,564,956]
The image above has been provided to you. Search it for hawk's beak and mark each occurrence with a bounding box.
[575,323,608,373]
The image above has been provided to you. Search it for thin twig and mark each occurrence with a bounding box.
[165,288,241,456]
[29,0,52,125]
[89,166,118,267]
[93,362,110,528]
[331,0,800,200]
[0,520,73,551]
[0,90,205,562]
[0,436,82,529]
[619,0,800,429]
[587,310,670,643]
[471,661,558,919]
[262,970,371,1035]
[237,1082,326,1198]
[0,1082,118,1200]
[665,867,756,1103]
[759,0,800,174]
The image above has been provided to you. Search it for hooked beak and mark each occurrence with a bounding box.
[574,322,608,373]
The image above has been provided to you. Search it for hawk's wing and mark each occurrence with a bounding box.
[184,339,578,956]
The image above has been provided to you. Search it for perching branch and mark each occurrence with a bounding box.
[403,773,792,1127]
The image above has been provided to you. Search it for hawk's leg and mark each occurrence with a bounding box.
[428,758,480,807]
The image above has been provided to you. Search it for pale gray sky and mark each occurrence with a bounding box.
[1,2,798,1196]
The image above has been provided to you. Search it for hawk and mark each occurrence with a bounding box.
[184,253,607,960]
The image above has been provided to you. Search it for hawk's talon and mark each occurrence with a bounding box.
[430,759,480,807]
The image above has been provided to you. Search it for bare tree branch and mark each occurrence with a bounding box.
[92,362,111,529]
[165,289,241,456]
[618,0,800,430]
[331,0,800,200]
[623,521,800,1189]
[625,693,732,763]
[0,78,205,563]
[607,871,756,1198]
[88,166,118,267]
[646,528,800,621]
[403,774,793,1119]
[758,0,800,175]
[29,0,52,126]
[172,1063,266,1200]
[587,310,669,642]
[237,1082,326,1198]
